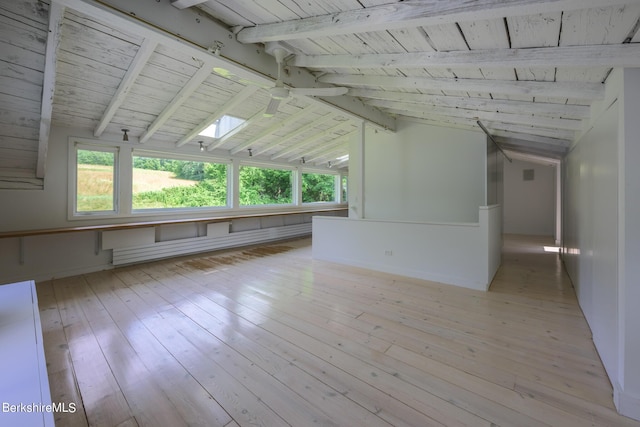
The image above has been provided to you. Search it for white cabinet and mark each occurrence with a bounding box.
[0,281,54,427]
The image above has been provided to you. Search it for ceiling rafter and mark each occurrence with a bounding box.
[331,156,350,169]
[389,108,576,140]
[313,147,350,166]
[496,137,568,158]
[206,108,267,152]
[94,38,158,138]
[319,74,604,101]
[252,112,336,157]
[229,106,318,155]
[368,99,584,130]
[140,60,214,144]
[170,0,207,9]
[290,131,356,162]
[302,136,354,163]
[270,121,354,161]
[348,89,590,119]
[236,0,632,43]
[291,44,640,69]
[400,116,572,152]
[37,1,65,179]
[491,130,572,148]
[55,0,396,131]
[175,85,259,147]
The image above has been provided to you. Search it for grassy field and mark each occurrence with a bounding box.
[77,165,197,211]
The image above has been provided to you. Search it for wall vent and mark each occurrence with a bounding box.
[523,169,535,181]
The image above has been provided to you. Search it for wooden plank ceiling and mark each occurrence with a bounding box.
[1,0,640,189]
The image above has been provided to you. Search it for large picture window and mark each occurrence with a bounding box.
[71,140,342,220]
[132,155,228,210]
[239,165,292,206]
[75,147,117,214]
[301,172,336,203]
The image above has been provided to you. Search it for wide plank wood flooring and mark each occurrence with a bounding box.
[37,234,640,426]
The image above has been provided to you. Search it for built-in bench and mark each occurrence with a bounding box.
[0,281,54,427]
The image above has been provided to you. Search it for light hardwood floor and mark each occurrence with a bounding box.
[38,235,640,426]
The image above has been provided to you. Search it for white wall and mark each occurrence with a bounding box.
[563,68,640,421]
[322,120,500,292]
[504,159,555,236]
[362,120,486,223]
[617,68,640,420]
[313,205,501,291]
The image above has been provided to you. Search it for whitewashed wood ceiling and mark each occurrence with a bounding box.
[2,0,640,189]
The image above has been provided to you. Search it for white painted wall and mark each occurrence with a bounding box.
[563,68,640,421]
[617,68,640,420]
[504,158,555,236]
[362,120,486,223]
[313,205,501,291]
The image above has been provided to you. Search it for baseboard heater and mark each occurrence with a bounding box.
[111,223,311,266]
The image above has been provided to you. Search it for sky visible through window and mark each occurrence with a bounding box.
[199,115,245,138]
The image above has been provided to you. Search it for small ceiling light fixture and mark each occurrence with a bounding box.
[327,161,332,168]
[301,157,306,164]
[121,128,129,142]
[248,148,253,157]
[199,141,204,152]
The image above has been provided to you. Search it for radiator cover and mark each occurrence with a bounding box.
[112,223,311,266]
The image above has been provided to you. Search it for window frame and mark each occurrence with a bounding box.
[130,149,231,213]
[69,141,120,219]
[300,169,341,204]
[68,138,345,221]
[238,161,296,208]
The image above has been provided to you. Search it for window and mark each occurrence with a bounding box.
[239,165,292,205]
[301,172,336,203]
[199,115,245,139]
[132,155,228,210]
[341,175,348,203]
[74,146,117,214]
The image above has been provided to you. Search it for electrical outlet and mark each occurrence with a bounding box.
[384,250,393,256]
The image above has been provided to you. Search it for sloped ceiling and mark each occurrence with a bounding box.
[1,0,639,189]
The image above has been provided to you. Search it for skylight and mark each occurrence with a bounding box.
[199,115,245,138]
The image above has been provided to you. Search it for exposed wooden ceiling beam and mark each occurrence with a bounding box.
[400,116,572,154]
[319,74,604,101]
[496,137,568,158]
[303,136,353,163]
[56,0,395,131]
[175,85,259,147]
[387,108,576,140]
[313,149,348,167]
[291,44,640,69]
[94,39,157,138]
[236,0,632,43]
[270,121,354,161]
[253,113,336,157]
[491,130,572,148]
[140,61,213,144]
[312,146,350,165]
[348,88,590,119]
[37,1,64,179]
[229,106,317,155]
[368,99,583,130]
[170,0,207,9]
[290,132,356,162]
